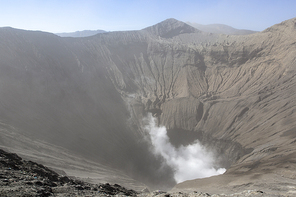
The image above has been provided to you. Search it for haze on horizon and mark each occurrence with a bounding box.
[1,0,295,33]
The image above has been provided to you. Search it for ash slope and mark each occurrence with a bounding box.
[0,17,296,193]
[0,27,175,190]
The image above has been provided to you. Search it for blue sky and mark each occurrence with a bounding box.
[0,0,295,33]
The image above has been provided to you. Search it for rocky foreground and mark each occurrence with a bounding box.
[0,149,288,196]
[0,149,138,196]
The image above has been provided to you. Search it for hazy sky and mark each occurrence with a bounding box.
[1,0,295,33]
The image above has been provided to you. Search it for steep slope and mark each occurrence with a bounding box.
[0,27,175,190]
[0,18,295,194]
[91,18,296,193]
[171,18,296,194]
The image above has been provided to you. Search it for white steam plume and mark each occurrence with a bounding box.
[144,113,226,183]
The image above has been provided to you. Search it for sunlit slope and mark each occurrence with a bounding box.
[93,18,296,190]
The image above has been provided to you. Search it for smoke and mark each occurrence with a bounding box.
[144,113,226,183]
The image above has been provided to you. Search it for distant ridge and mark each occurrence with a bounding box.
[56,29,106,37]
[187,22,257,35]
[54,20,257,37]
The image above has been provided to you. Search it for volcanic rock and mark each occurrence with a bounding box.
[0,148,138,196]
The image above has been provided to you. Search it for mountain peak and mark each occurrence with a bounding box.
[143,18,199,38]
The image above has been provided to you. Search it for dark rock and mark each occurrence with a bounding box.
[37,187,52,197]
[34,180,43,186]
[43,179,57,187]
[97,183,137,196]
[59,175,70,184]
[25,181,33,185]
[75,185,84,190]
[0,149,22,162]
[26,161,59,182]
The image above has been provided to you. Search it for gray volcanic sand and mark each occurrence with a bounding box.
[0,17,295,195]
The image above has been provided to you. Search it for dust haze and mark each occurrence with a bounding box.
[0,17,296,195]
